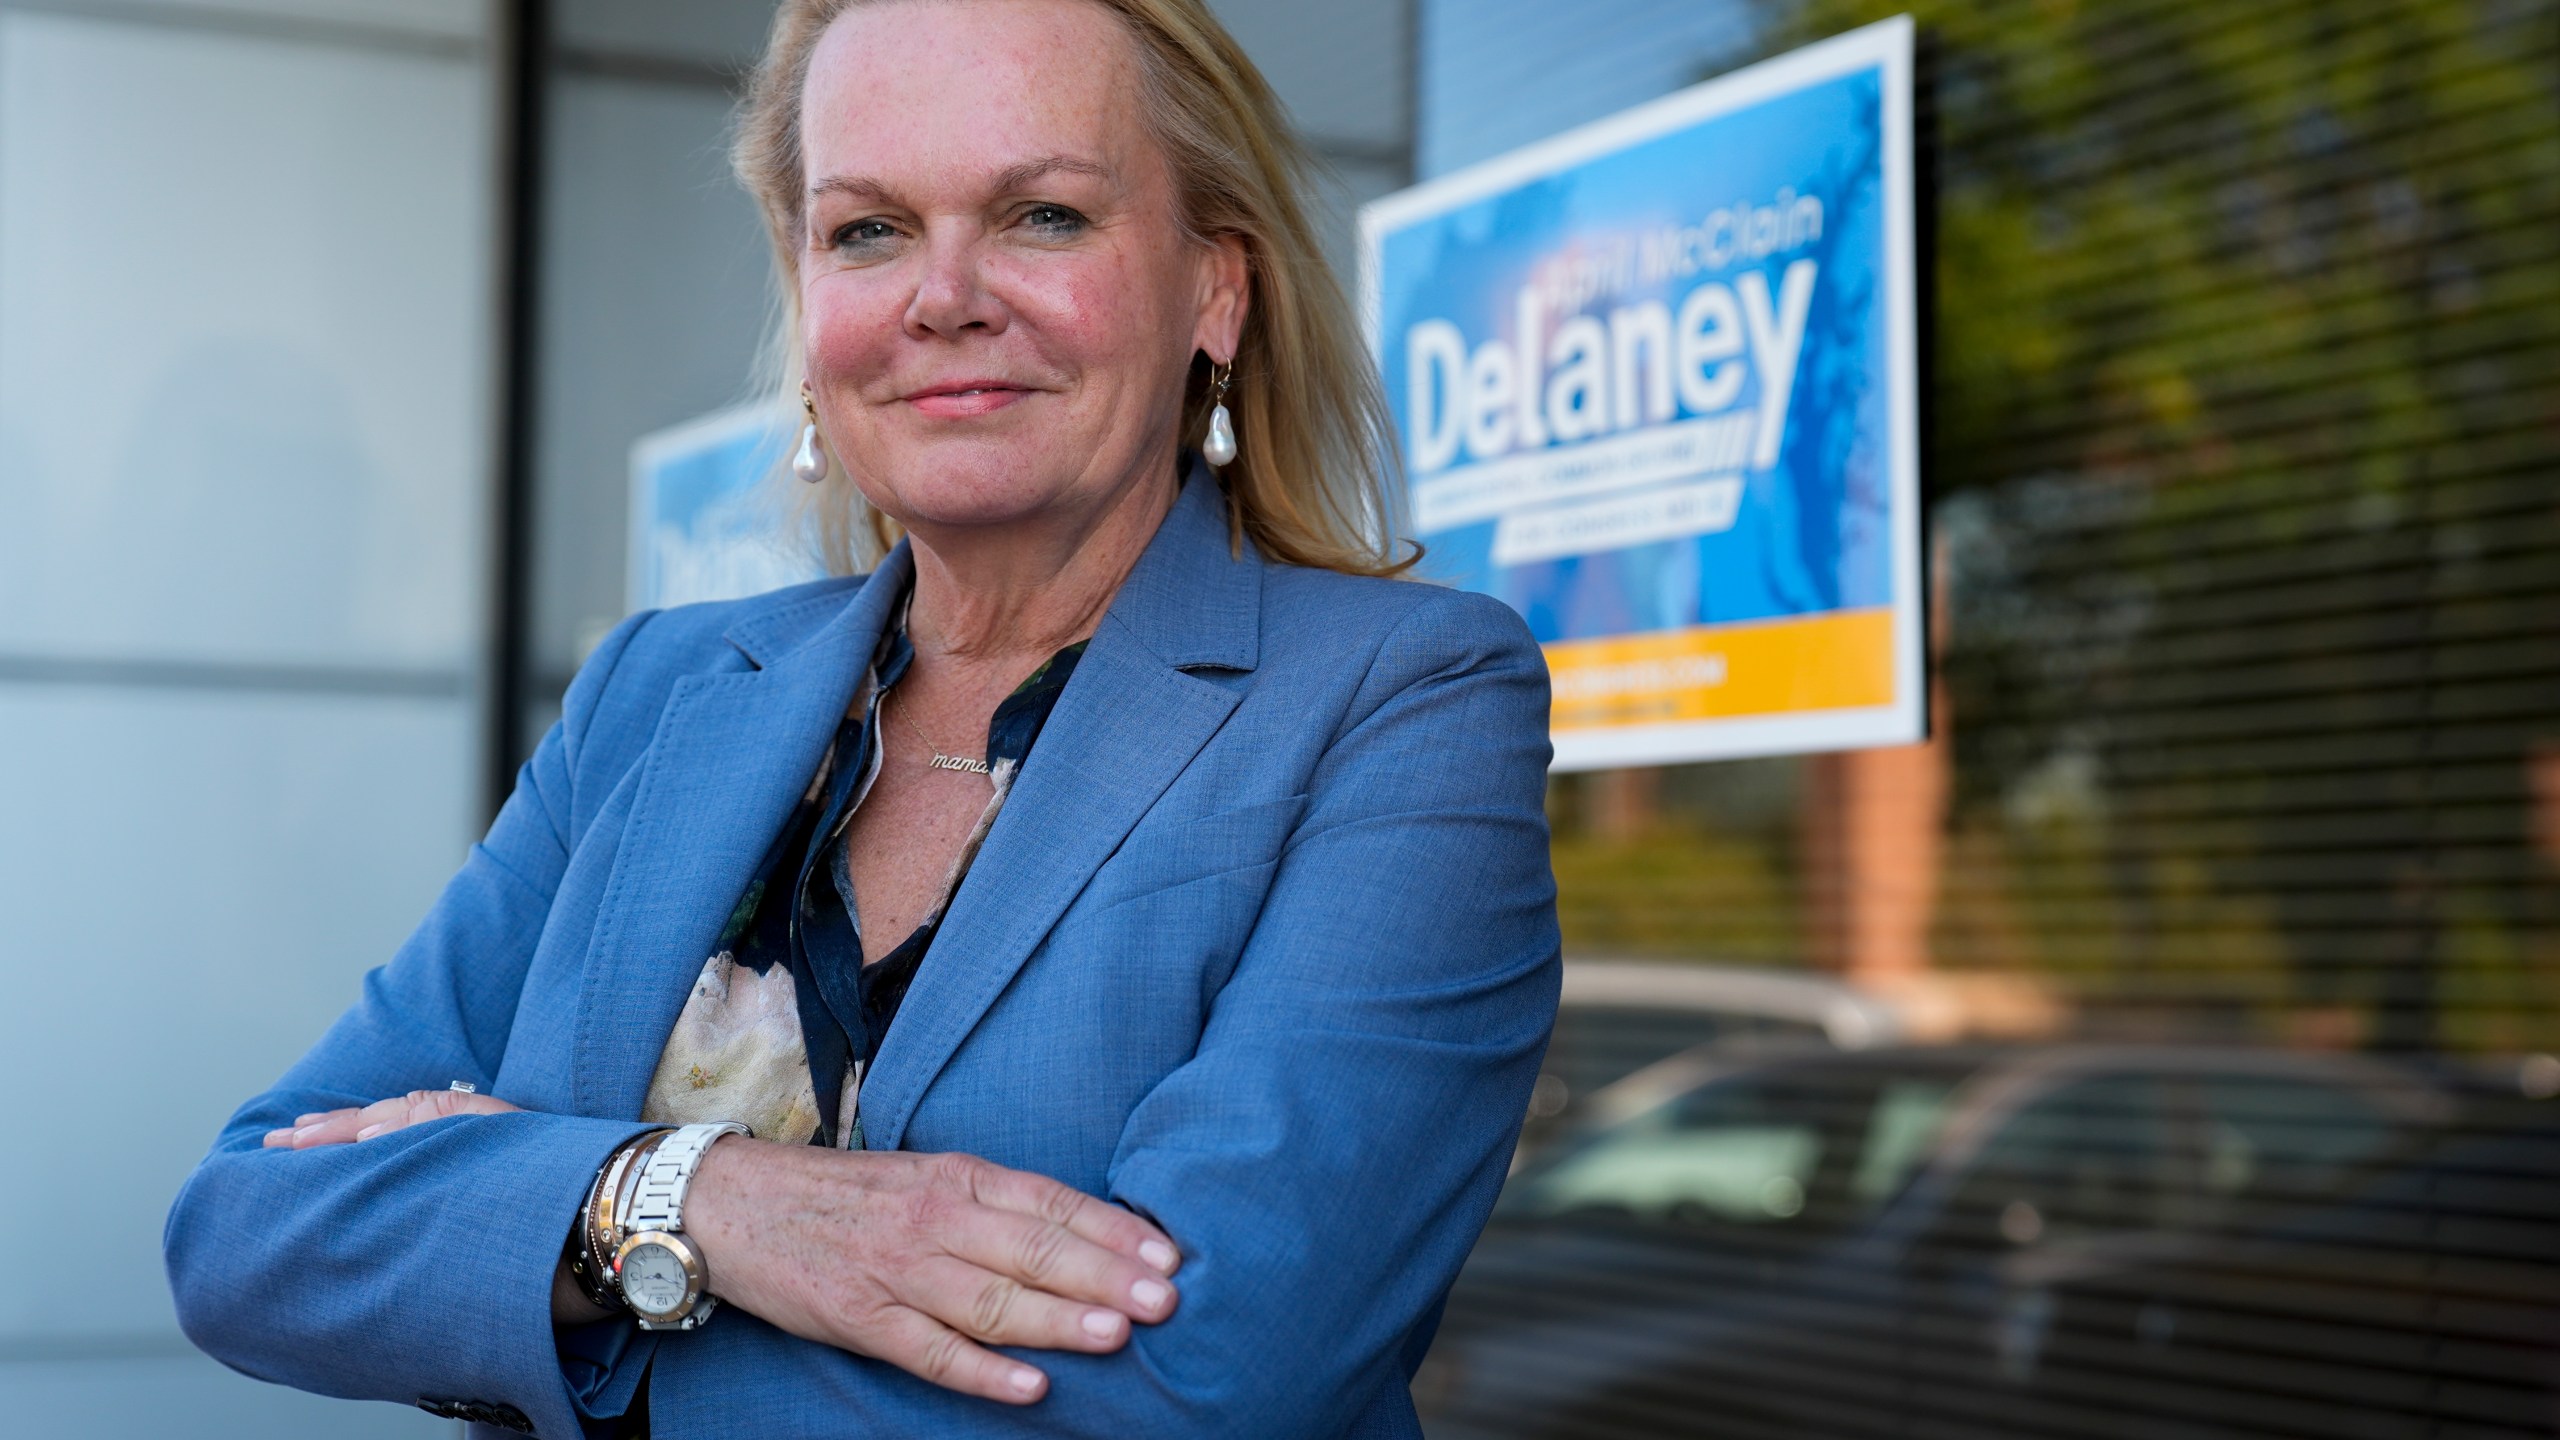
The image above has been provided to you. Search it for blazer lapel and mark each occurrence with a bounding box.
[571,553,910,1120]
[860,470,1260,1151]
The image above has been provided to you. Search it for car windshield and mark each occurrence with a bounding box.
[1501,1057,1968,1239]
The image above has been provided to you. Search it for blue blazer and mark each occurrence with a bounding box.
[164,472,1562,1439]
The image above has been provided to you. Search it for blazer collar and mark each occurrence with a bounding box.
[720,583,867,671]
[1102,460,1260,673]
[719,461,1253,674]
[857,462,1264,1149]
[571,547,909,1119]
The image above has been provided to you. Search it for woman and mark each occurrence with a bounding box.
[165,0,1558,1434]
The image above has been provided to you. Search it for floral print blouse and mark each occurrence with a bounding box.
[640,590,1086,1150]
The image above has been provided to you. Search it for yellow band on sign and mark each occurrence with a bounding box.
[1545,607,1896,731]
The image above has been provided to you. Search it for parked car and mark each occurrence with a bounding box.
[1416,1041,2549,1438]
[1995,1093,2560,1438]
[1523,961,2063,1156]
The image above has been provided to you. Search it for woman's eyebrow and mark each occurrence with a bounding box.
[985,155,1116,195]
[808,155,1115,206]
[809,174,898,206]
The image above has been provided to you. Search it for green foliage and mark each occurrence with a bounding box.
[1551,827,1804,961]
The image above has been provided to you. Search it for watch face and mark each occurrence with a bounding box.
[620,1239,692,1316]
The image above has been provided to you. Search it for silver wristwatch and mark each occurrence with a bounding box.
[612,1121,748,1331]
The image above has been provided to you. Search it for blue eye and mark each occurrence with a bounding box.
[832,219,900,250]
[1022,204,1087,236]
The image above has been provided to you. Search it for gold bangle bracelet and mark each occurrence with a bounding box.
[568,1152,626,1313]
[574,1131,670,1314]
[597,1133,669,1278]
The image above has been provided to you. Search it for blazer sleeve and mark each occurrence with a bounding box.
[163,610,667,1439]
[1069,586,1562,1434]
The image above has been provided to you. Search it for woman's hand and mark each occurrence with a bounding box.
[260,1096,1183,1403]
[683,1137,1182,1405]
[261,1089,522,1148]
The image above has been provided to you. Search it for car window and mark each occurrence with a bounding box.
[1541,1006,1826,1106]
[1505,1066,1959,1238]
[2196,1073,2399,1209]
[1851,1079,1958,1204]
[1948,1076,2178,1246]
[1530,1120,1823,1223]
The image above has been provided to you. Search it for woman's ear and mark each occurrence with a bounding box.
[1192,232,1250,363]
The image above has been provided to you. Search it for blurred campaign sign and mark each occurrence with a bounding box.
[1362,16,1924,770]
[628,401,824,613]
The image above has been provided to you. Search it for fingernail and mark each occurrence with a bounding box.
[1139,1240,1177,1271]
[355,1124,383,1141]
[1008,1366,1043,1395]
[1132,1277,1171,1313]
[262,1129,290,1146]
[292,1126,320,1143]
[1081,1309,1119,1340]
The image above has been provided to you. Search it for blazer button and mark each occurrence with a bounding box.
[415,1398,463,1419]
[489,1402,535,1432]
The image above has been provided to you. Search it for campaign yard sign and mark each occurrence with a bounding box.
[1362,16,1923,770]
[628,402,822,614]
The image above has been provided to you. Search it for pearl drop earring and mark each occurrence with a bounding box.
[1202,362,1237,467]
[792,383,829,484]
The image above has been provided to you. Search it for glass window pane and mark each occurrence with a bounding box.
[0,15,489,669]
[0,685,475,1339]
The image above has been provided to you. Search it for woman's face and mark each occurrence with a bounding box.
[798,0,1246,538]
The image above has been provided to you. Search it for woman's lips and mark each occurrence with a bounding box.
[904,384,1032,419]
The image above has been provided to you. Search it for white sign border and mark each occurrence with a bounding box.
[1360,15,1925,772]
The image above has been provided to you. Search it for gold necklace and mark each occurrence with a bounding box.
[885,688,991,775]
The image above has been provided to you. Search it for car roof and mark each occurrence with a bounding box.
[1580,1037,2449,1130]
[1559,959,1909,1048]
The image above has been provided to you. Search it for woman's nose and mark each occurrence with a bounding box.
[904,235,1006,338]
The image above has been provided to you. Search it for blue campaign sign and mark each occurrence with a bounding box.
[628,402,822,614]
[1362,16,1924,770]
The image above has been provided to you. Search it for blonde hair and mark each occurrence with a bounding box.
[735,0,1414,577]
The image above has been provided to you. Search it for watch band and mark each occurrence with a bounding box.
[614,1121,749,1333]
[624,1121,749,1236]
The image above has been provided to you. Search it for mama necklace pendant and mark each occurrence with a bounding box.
[889,690,991,775]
